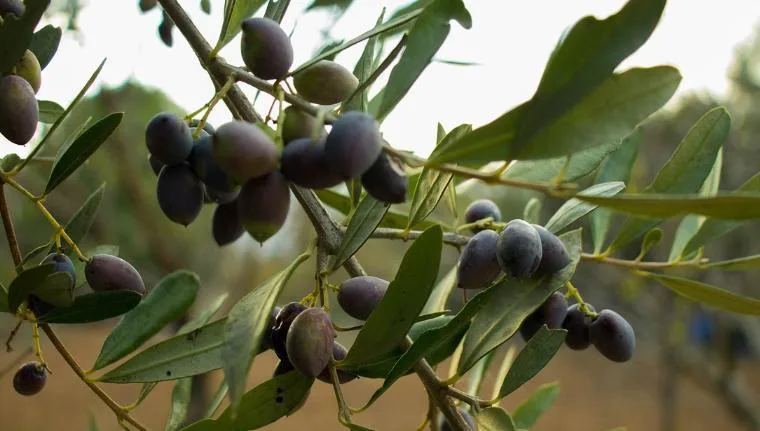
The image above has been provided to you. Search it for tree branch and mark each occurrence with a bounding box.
[157,0,470,428]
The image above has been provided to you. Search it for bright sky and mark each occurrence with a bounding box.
[5,0,760,157]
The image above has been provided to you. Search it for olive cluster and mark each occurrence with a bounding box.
[0,1,42,147]
[145,18,408,245]
[457,199,636,363]
[14,252,144,396]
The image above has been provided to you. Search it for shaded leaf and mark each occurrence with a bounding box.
[644,272,760,315]
[475,407,517,431]
[591,127,641,253]
[466,350,496,396]
[0,0,48,74]
[0,283,9,314]
[512,382,560,429]
[343,9,385,113]
[499,326,566,397]
[544,181,625,233]
[638,228,663,259]
[165,378,193,431]
[178,293,229,334]
[705,255,760,271]
[29,24,62,70]
[431,66,679,165]
[46,112,123,194]
[93,271,201,370]
[342,225,442,366]
[290,7,424,76]
[50,184,106,256]
[98,319,225,383]
[29,272,73,308]
[606,107,730,252]
[458,230,581,374]
[331,195,389,270]
[37,290,141,324]
[222,253,309,412]
[375,0,471,121]
[7,262,56,313]
[38,100,64,124]
[214,0,267,53]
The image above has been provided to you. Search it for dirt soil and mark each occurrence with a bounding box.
[0,323,756,431]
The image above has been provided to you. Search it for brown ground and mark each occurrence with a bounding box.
[0,322,756,431]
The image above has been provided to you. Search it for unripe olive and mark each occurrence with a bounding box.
[281,106,323,145]
[12,50,41,94]
[292,60,359,105]
[240,17,293,80]
[0,75,39,145]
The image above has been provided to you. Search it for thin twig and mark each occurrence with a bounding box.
[40,324,148,431]
[0,184,23,269]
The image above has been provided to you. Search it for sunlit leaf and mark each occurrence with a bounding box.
[213,0,267,54]
[475,407,517,431]
[591,127,641,253]
[343,9,385,113]
[93,271,201,370]
[38,100,64,124]
[544,181,625,233]
[606,107,730,252]
[375,0,471,121]
[504,140,623,183]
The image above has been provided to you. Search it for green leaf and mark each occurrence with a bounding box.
[341,225,442,366]
[305,0,352,12]
[705,255,760,271]
[606,107,730,252]
[514,0,666,150]
[331,195,389,270]
[499,326,566,397]
[504,141,623,183]
[522,198,541,225]
[368,279,503,404]
[544,181,625,233]
[29,24,62,70]
[93,271,201,370]
[643,272,760,315]
[165,378,193,431]
[0,0,49,74]
[48,184,106,256]
[407,125,470,228]
[222,253,309,413]
[178,293,229,334]
[342,315,463,379]
[37,290,141,324]
[29,272,74,308]
[578,193,760,220]
[375,0,471,121]
[682,170,760,257]
[215,371,314,429]
[98,319,225,383]
[637,228,663,259]
[7,262,56,313]
[431,66,679,165]
[512,382,560,429]
[475,407,517,431]
[38,100,64,124]
[314,188,443,230]
[290,7,424,76]
[45,112,123,194]
[458,229,581,374]
[213,0,267,54]
[343,9,385,113]
[466,350,496,396]
[591,126,641,253]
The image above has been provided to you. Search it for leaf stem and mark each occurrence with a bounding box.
[40,324,148,431]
